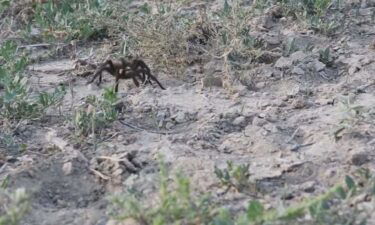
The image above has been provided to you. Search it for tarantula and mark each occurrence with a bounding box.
[87,58,166,92]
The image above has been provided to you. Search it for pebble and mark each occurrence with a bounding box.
[301,181,316,193]
[350,152,369,166]
[62,162,73,175]
[291,98,306,109]
[165,122,174,130]
[232,116,246,126]
[292,66,305,75]
[313,59,326,72]
[201,76,223,88]
[252,117,267,127]
[174,112,186,123]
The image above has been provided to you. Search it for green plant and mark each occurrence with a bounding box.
[32,0,109,41]
[73,87,118,137]
[333,95,375,141]
[214,161,258,195]
[109,159,215,225]
[212,0,261,73]
[118,1,192,76]
[109,157,375,225]
[279,0,339,35]
[0,40,66,121]
[283,37,299,57]
[0,0,10,16]
[318,47,334,67]
[0,188,29,225]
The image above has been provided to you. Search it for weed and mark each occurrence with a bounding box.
[279,0,340,35]
[333,95,374,141]
[32,0,109,41]
[109,159,375,225]
[0,188,29,225]
[117,1,192,76]
[318,47,334,67]
[0,40,66,121]
[214,161,258,195]
[73,87,118,137]
[0,0,10,16]
[109,158,215,225]
[283,37,299,57]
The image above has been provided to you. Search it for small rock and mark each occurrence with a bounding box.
[271,99,286,107]
[280,17,287,24]
[224,108,240,119]
[290,51,307,63]
[291,98,306,109]
[255,81,266,89]
[140,105,152,113]
[264,36,281,46]
[174,112,186,123]
[350,152,369,166]
[112,168,123,177]
[281,192,294,200]
[274,57,292,69]
[117,135,125,142]
[260,101,271,109]
[218,142,232,153]
[106,218,138,225]
[301,181,316,193]
[348,64,360,75]
[258,113,267,118]
[324,169,336,178]
[62,162,73,175]
[291,66,305,75]
[30,27,41,37]
[252,117,267,127]
[156,110,169,120]
[233,116,246,126]
[88,83,99,91]
[201,76,223,88]
[313,59,326,72]
[165,122,174,130]
[235,85,248,96]
[263,124,279,133]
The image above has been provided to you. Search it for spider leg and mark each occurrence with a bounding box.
[88,60,116,85]
[148,74,166,90]
[132,76,140,87]
[135,68,152,85]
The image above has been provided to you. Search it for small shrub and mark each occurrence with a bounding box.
[0,40,66,121]
[0,188,29,225]
[73,87,118,137]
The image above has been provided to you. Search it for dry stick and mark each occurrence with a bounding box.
[89,168,110,180]
[118,119,190,135]
[286,127,300,144]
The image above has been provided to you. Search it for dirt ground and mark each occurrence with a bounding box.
[1,0,375,224]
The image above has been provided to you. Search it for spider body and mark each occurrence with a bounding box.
[88,58,165,92]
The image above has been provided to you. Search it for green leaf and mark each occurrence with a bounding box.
[212,209,233,225]
[345,175,356,190]
[335,186,346,199]
[223,0,231,15]
[247,200,264,222]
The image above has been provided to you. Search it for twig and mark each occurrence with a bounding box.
[118,119,190,135]
[0,163,8,175]
[286,127,300,144]
[89,168,110,180]
[18,43,52,48]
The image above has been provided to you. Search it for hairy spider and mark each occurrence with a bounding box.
[87,58,166,92]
